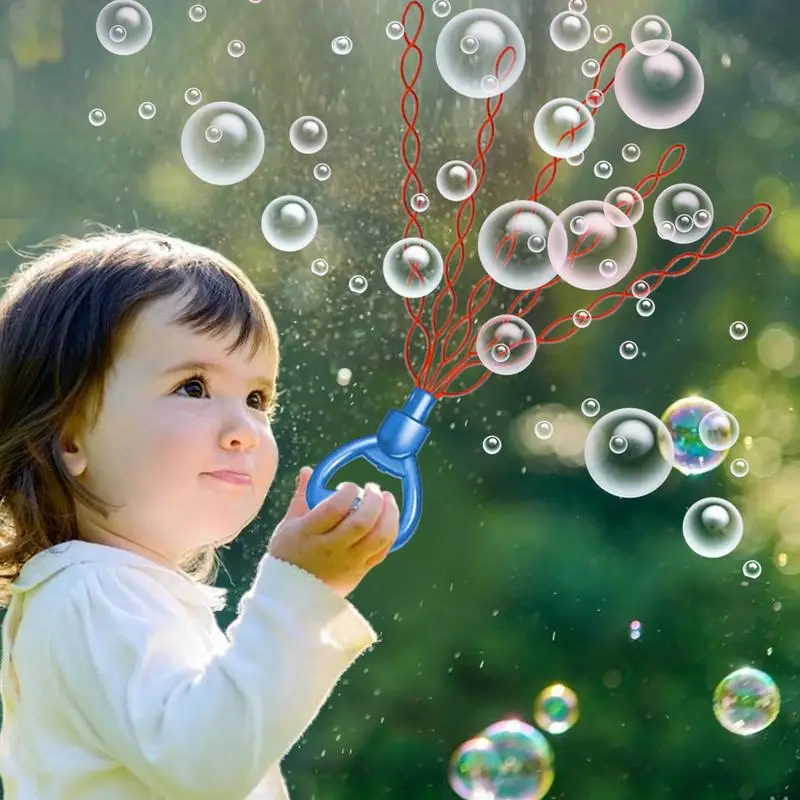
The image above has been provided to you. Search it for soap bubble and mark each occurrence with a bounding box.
[603,186,644,227]
[181,101,265,186]
[138,101,156,120]
[713,667,780,736]
[483,435,502,455]
[653,183,714,244]
[585,408,674,498]
[310,258,329,276]
[448,736,502,799]
[433,0,452,17]
[621,142,641,162]
[620,340,639,359]
[660,396,729,475]
[594,160,613,179]
[568,0,588,14]
[383,238,444,298]
[331,35,353,54]
[731,458,749,478]
[566,153,585,166]
[631,280,650,298]
[476,315,537,375]
[534,420,554,440]
[550,11,591,52]
[313,163,331,181]
[698,408,740,451]
[581,58,600,78]
[609,435,628,454]
[289,115,328,154]
[593,24,612,43]
[730,321,748,340]
[261,195,318,252]
[435,9,526,99]
[614,40,704,130]
[477,200,560,290]
[436,160,478,202]
[743,559,761,579]
[188,4,206,22]
[410,193,430,213]
[89,108,107,127]
[386,21,404,40]
[349,275,368,294]
[184,87,202,106]
[227,39,245,58]
[533,97,595,159]
[573,309,591,328]
[581,398,600,417]
[682,497,743,558]
[534,683,579,734]
[631,14,672,56]
[585,88,604,108]
[97,0,153,55]
[636,298,655,317]
[548,199,638,291]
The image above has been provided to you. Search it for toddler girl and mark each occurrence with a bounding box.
[0,228,399,799]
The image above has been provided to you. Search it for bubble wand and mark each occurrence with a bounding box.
[307,2,772,550]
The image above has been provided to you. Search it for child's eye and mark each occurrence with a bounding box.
[176,373,273,414]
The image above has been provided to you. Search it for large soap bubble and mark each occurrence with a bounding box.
[181,102,265,186]
[585,408,674,498]
[548,200,638,291]
[614,41,704,130]
[533,98,595,159]
[477,200,560,291]
[653,183,714,244]
[383,238,444,298]
[682,496,743,558]
[261,196,318,252]
[96,0,153,55]
[435,9,526,99]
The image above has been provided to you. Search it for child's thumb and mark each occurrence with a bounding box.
[284,466,312,518]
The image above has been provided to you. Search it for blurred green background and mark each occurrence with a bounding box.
[1,0,799,797]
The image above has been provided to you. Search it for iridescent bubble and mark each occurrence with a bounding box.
[682,496,743,558]
[349,275,368,294]
[181,101,265,186]
[550,11,591,52]
[89,108,107,127]
[631,14,672,56]
[660,396,729,475]
[603,186,644,227]
[614,40,704,130]
[331,35,353,55]
[386,20,404,40]
[621,142,641,162]
[310,257,329,276]
[581,397,600,417]
[432,0,452,18]
[585,408,674,498]
[96,0,153,55]
[743,559,762,579]
[227,39,245,58]
[620,340,639,359]
[410,193,430,213]
[477,200,560,290]
[313,163,331,181]
[483,435,502,455]
[476,314,537,375]
[436,160,478,202]
[534,420,554,440]
[534,683,579,734]
[289,115,328,155]
[594,160,613,179]
[731,458,749,478]
[184,87,202,106]
[383,238,444,299]
[548,199,638,291]
[593,24,612,44]
[138,101,156,120]
[435,9,526,99]
[448,736,503,800]
[480,719,555,800]
[713,667,780,736]
[261,195,318,252]
[188,4,206,22]
[698,408,740,451]
[581,58,600,77]
[653,183,714,244]
[533,97,595,159]
[730,321,748,340]
[636,298,655,317]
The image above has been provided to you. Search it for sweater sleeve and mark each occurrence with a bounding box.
[47,554,379,800]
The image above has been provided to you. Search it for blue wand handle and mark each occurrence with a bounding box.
[306,388,437,551]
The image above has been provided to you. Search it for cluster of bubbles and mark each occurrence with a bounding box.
[653,183,714,244]
[713,667,780,736]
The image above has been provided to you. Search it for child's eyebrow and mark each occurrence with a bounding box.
[161,360,276,388]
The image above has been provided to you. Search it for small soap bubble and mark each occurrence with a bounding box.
[383,238,444,299]
[332,35,353,55]
[96,0,153,55]
[568,0,588,14]
[593,24,612,43]
[460,35,480,55]
[533,683,579,734]
[310,258,329,276]
[620,340,639,360]
[336,367,352,386]
[629,619,642,640]
[188,4,207,22]
[657,221,675,239]
[621,142,641,162]
[603,186,644,227]
[609,434,628,454]
[483,435,502,454]
[386,20,404,40]
[184,87,202,105]
[581,397,600,417]
[289,115,328,155]
[533,97,595,158]
[573,309,591,328]
[599,259,618,278]
[411,193,430,213]
[313,163,331,181]
[698,409,740,451]
[713,667,780,735]
[436,160,478,202]
[349,275,368,294]
[261,196,318,252]
[227,39,245,58]
[138,101,156,120]
[89,108,107,126]
[693,208,712,228]
[585,88,604,108]
[683,497,743,558]
[534,420,554,440]
[743,559,762,579]
[477,315,538,375]
[730,321,748,340]
[631,14,672,56]
[566,152,585,166]
[632,280,650,298]
[570,215,587,235]
[730,458,749,478]
[636,298,655,317]
[594,160,613,179]
[550,11,591,52]
[581,58,600,77]
[432,0,451,18]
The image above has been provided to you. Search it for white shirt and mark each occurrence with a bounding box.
[0,540,379,799]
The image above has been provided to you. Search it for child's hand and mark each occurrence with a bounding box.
[267,466,399,598]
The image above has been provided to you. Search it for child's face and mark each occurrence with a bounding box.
[60,292,279,567]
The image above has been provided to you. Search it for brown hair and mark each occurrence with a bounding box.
[0,226,281,607]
